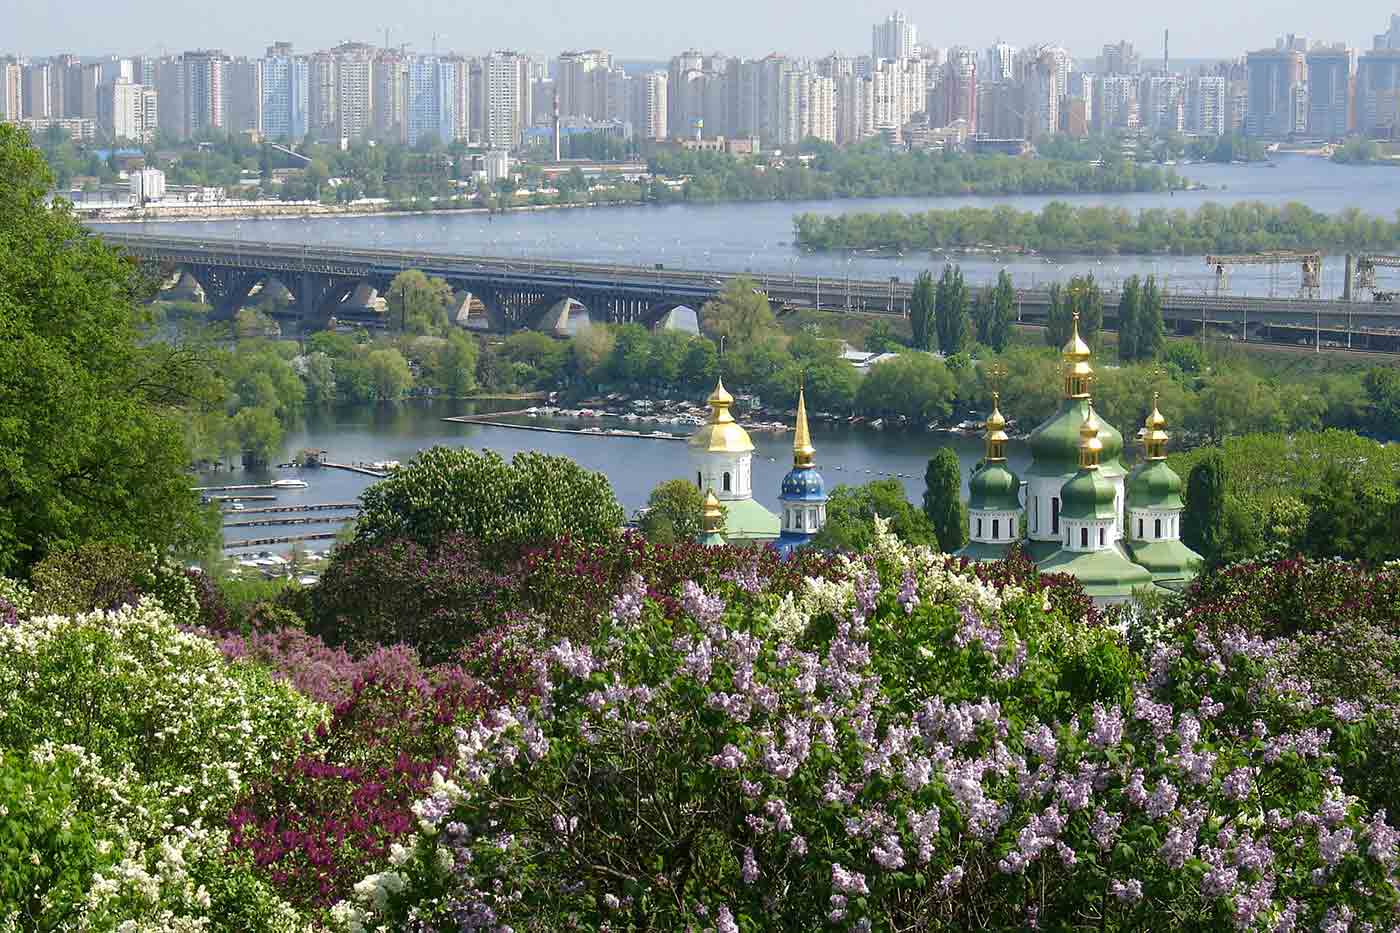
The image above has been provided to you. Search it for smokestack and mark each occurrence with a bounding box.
[553,90,561,162]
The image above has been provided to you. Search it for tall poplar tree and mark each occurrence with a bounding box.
[923,448,965,552]
[1182,449,1228,564]
[1117,275,1142,362]
[910,270,936,351]
[1138,275,1166,360]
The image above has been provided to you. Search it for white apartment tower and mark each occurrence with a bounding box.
[332,43,375,141]
[873,12,917,62]
[1189,75,1226,135]
[181,50,228,138]
[630,71,667,140]
[484,51,531,149]
[0,59,21,120]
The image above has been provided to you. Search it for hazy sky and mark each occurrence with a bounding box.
[2,0,1388,61]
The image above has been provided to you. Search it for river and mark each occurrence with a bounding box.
[210,399,1029,554]
[98,155,1400,300]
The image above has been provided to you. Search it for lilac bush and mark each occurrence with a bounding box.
[334,520,1400,931]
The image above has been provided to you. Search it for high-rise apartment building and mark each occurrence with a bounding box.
[1143,75,1185,132]
[373,49,410,142]
[107,78,156,142]
[260,44,308,141]
[23,63,52,119]
[1025,50,1062,139]
[777,71,833,144]
[1376,14,1400,50]
[557,49,612,120]
[1305,44,1353,138]
[1245,45,1304,137]
[1100,41,1139,75]
[940,48,978,130]
[0,59,21,120]
[444,56,470,143]
[1097,74,1139,130]
[1358,48,1400,134]
[834,73,873,144]
[307,52,337,140]
[873,11,917,62]
[484,51,531,148]
[1188,75,1226,135]
[225,57,262,135]
[986,43,1015,82]
[181,49,228,138]
[331,42,375,141]
[869,57,925,132]
[50,54,79,118]
[629,71,667,140]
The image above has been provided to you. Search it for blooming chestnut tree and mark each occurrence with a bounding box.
[335,520,1400,932]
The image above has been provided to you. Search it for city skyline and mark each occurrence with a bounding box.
[0,2,1387,62]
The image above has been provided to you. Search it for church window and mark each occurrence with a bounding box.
[1099,527,1105,546]
[697,471,702,489]
[723,472,731,492]
[1080,527,1088,548]
[993,519,1000,540]
[1052,498,1060,534]
[1155,518,1162,539]
[1138,518,1143,538]
[1031,497,1038,532]
[977,518,983,537]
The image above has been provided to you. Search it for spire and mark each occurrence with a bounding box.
[1062,311,1094,399]
[1078,405,1103,470]
[1143,391,1169,461]
[701,488,724,535]
[984,391,1009,462]
[707,377,736,425]
[793,384,815,468]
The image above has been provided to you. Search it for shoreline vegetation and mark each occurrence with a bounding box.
[793,200,1400,256]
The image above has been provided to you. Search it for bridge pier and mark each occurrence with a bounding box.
[185,266,264,322]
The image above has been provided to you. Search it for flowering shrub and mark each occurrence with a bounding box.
[27,543,202,626]
[214,626,427,706]
[334,521,1400,931]
[0,600,324,929]
[0,577,33,625]
[228,665,489,909]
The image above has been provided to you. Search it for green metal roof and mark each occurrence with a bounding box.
[1126,459,1185,510]
[1123,539,1202,583]
[1060,468,1119,520]
[968,462,1023,512]
[956,539,1019,562]
[1036,545,1156,600]
[1027,399,1125,479]
[721,497,782,541]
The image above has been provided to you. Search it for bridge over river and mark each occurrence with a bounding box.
[100,231,1400,352]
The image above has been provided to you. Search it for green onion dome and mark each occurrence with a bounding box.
[969,462,1022,512]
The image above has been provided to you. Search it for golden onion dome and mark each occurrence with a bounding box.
[1062,311,1091,362]
[1078,406,1103,469]
[1143,392,1170,460]
[689,377,755,453]
[984,391,1009,462]
[701,488,725,534]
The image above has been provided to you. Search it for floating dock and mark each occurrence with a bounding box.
[442,416,687,440]
[223,532,340,550]
[223,502,360,516]
[223,515,350,529]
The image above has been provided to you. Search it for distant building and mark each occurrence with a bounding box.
[259,44,308,141]
[483,149,512,182]
[406,56,456,146]
[181,50,228,138]
[629,71,667,141]
[1305,45,1354,139]
[1189,75,1227,136]
[1100,40,1140,75]
[484,51,531,148]
[873,11,918,62]
[0,59,21,120]
[129,167,166,204]
[107,79,157,143]
[1245,45,1304,137]
[1357,49,1400,135]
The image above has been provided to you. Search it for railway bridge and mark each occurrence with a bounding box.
[99,232,1400,350]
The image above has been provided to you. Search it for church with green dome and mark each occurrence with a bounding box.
[957,313,1202,604]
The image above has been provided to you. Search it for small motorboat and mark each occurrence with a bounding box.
[271,478,309,489]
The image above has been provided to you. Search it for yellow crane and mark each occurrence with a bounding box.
[1205,251,1323,299]
[1353,254,1400,302]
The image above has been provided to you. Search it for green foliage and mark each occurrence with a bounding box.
[855,353,956,423]
[863,320,902,353]
[355,447,625,559]
[702,277,777,346]
[923,449,965,552]
[0,124,218,574]
[1299,464,1400,562]
[386,270,457,336]
[933,265,970,356]
[974,270,1015,352]
[1181,449,1229,563]
[28,543,201,624]
[909,270,935,351]
[1116,275,1142,362]
[809,478,935,551]
[639,479,709,545]
[795,199,1400,255]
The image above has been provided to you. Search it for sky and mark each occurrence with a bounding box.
[1,0,1389,61]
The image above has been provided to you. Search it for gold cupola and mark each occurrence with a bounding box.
[1142,392,1170,461]
[1078,405,1104,470]
[688,377,755,454]
[1062,312,1094,400]
[984,391,1009,462]
[793,384,816,468]
[701,488,725,535]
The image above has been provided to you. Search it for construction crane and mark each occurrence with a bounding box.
[1353,254,1400,302]
[1205,251,1323,299]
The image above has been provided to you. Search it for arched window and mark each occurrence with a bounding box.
[1080,527,1088,548]
[723,472,732,492]
[1155,518,1162,539]
[1052,498,1060,535]
[977,518,983,537]
[993,519,1001,540]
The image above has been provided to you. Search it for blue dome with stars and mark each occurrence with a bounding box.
[781,464,827,502]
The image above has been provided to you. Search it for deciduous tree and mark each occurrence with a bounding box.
[922,448,965,552]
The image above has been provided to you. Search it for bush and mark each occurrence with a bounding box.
[335,521,1399,931]
[28,542,201,625]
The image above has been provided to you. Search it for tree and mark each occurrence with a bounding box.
[1182,449,1228,564]
[365,348,412,400]
[701,277,776,345]
[987,271,1016,352]
[909,270,935,351]
[1065,274,1104,347]
[355,447,625,560]
[1117,275,1142,362]
[809,479,935,552]
[0,124,217,574]
[231,406,283,467]
[864,320,901,353]
[386,269,456,336]
[934,265,970,356]
[922,448,965,552]
[1138,275,1165,360]
[639,479,710,545]
[855,354,957,424]
[1044,283,1070,348]
[1298,464,1395,561]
